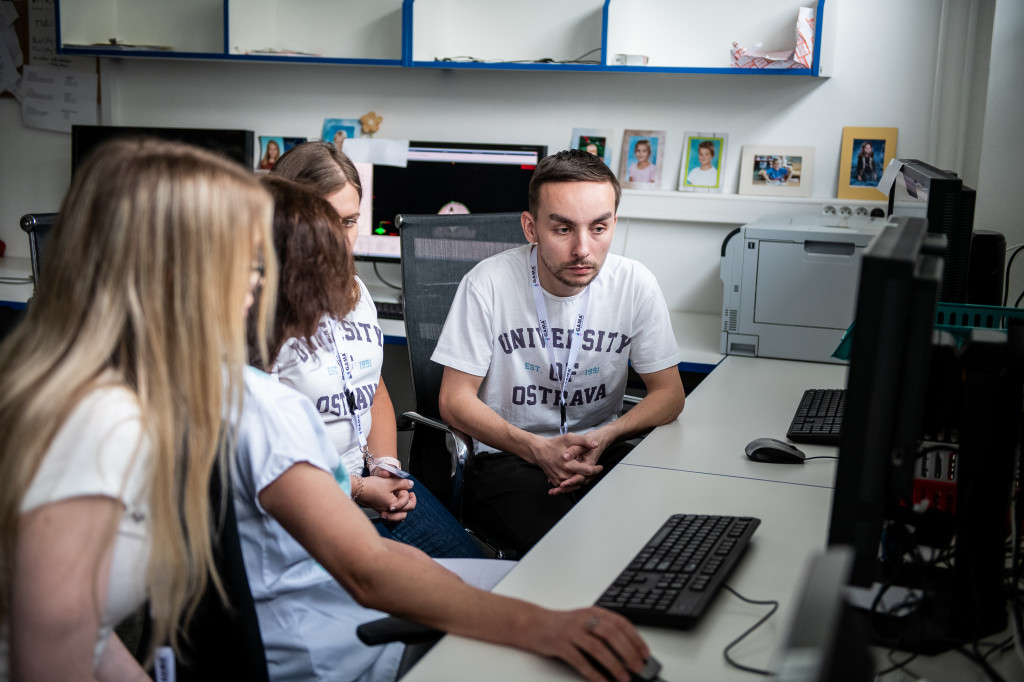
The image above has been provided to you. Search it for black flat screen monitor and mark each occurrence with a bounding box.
[827,216,945,587]
[358,141,546,262]
[886,159,975,303]
[71,125,256,175]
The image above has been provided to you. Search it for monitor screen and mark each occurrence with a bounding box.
[71,125,256,175]
[356,141,546,261]
[886,159,976,303]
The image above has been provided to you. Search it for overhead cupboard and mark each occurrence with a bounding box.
[56,0,833,76]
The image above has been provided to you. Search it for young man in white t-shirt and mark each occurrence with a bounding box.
[433,149,686,555]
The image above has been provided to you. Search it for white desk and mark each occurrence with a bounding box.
[404,467,833,682]
[0,256,33,308]
[626,355,846,489]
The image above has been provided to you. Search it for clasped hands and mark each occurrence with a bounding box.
[533,431,611,496]
[357,458,416,521]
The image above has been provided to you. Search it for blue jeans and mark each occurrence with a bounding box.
[372,473,486,558]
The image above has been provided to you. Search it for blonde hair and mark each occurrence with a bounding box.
[0,137,276,659]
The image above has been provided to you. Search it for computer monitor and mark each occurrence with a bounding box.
[357,141,546,262]
[827,215,1020,654]
[886,159,976,303]
[774,547,874,682]
[827,216,945,588]
[71,125,256,175]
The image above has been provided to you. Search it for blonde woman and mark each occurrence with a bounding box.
[0,137,276,678]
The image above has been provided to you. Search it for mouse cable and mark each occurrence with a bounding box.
[874,648,922,678]
[719,584,779,676]
[803,455,837,461]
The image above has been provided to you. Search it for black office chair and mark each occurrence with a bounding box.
[397,212,528,558]
[135,460,270,681]
[20,213,58,287]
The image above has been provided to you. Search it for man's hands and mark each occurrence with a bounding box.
[526,430,615,496]
[356,474,416,522]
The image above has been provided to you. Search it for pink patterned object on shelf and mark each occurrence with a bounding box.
[731,7,815,70]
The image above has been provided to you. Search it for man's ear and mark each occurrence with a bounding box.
[521,210,537,244]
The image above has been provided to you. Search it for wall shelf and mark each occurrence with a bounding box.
[56,0,832,77]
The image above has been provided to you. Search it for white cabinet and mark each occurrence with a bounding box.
[57,0,832,76]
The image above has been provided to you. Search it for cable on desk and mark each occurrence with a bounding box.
[719,584,779,676]
[803,455,838,461]
[874,649,921,678]
[372,262,402,290]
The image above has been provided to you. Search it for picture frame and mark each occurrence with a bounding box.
[321,118,362,148]
[570,127,613,167]
[679,132,727,193]
[257,135,307,171]
[738,145,815,197]
[838,126,898,200]
[619,129,667,190]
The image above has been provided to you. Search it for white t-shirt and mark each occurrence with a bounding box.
[233,366,404,682]
[432,245,680,453]
[272,277,383,476]
[0,383,150,676]
[686,165,719,187]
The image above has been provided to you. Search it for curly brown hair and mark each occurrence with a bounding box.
[258,175,358,362]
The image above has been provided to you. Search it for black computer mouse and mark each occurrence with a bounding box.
[745,437,806,464]
[579,651,663,682]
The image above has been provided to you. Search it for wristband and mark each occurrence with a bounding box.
[351,475,364,501]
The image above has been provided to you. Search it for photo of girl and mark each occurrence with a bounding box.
[851,139,884,186]
[570,127,613,167]
[258,137,283,170]
[619,130,666,189]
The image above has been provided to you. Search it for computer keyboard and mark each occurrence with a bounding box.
[374,300,404,320]
[595,514,760,629]
[786,388,846,445]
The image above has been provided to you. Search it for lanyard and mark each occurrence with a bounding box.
[325,319,369,454]
[529,246,591,435]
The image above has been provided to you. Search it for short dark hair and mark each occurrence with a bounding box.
[528,149,621,215]
[698,140,716,158]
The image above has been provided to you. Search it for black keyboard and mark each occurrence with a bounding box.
[595,514,760,629]
[374,300,404,320]
[786,388,846,445]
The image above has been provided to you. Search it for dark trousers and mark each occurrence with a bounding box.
[462,440,635,556]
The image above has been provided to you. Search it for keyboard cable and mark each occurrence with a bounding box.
[720,585,780,676]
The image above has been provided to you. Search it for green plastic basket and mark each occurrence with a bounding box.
[832,303,1024,361]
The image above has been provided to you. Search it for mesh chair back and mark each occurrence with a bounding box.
[20,213,58,284]
[399,213,528,419]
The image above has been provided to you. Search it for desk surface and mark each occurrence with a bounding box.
[404,466,833,682]
[0,256,32,308]
[627,355,846,489]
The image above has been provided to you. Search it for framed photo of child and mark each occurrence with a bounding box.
[322,118,362,149]
[838,127,898,200]
[679,132,727,193]
[738,145,815,197]
[570,128,613,167]
[619,130,667,190]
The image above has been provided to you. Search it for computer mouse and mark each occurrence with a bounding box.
[744,437,806,464]
[579,651,662,681]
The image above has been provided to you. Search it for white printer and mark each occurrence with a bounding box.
[720,215,886,364]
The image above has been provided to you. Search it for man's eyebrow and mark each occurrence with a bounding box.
[546,211,614,227]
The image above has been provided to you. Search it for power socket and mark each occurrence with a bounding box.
[839,206,853,216]
[823,205,837,215]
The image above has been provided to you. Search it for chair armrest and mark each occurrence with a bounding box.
[356,616,443,646]
[623,393,641,406]
[399,411,474,478]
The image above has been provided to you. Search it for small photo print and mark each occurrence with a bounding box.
[258,136,308,170]
[679,132,727,193]
[619,129,667,190]
[322,118,362,148]
[570,128,613,167]
[739,145,814,197]
[848,138,886,187]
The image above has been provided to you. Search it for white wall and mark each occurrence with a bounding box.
[2,0,1020,310]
